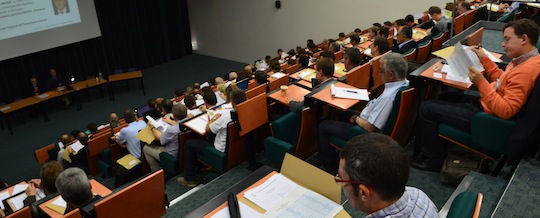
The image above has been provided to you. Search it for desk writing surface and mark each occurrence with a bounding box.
[413,28,428,41]
[33,90,74,102]
[311,82,362,110]
[38,179,111,218]
[70,77,108,90]
[0,98,40,114]
[333,63,347,78]
[184,114,209,136]
[108,71,143,82]
[268,84,310,106]
[419,60,472,90]
[358,40,372,50]
[432,46,503,60]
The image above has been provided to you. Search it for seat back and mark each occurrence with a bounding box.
[64,208,82,218]
[447,192,483,218]
[431,31,450,53]
[5,206,32,218]
[403,48,417,62]
[387,36,394,47]
[247,79,257,90]
[415,40,432,64]
[94,170,166,218]
[285,64,301,74]
[466,27,484,46]
[246,84,267,99]
[454,13,467,35]
[345,62,371,89]
[87,133,112,175]
[334,50,344,62]
[268,74,290,93]
[198,122,247,172]
[370,51,391,91]
[35,144,56,164]
[389,88,418,146]
[382,86,410,136]
[294,107,318,160]
[270,112,302,146]
[464,9,478,28]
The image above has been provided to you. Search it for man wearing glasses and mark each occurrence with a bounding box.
[338,133,438,217]
[412,19,540,171]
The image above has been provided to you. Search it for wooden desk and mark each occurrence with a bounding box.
[413,28,429,42]
[184,114,210,136]
[267,84,311,106]
[311,82,362,110]
[0,98,41,134]
[0,181,27,196]
[38,180,111,218]
[358,40,373,50]
[419,60,472,90]
[107,71,145,100]
[290,68,316,89]
[333,63,347,78]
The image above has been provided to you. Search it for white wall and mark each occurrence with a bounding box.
[188,0,449,64]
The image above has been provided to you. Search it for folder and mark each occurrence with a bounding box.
[117,154,141,170]
[136,126,156,144]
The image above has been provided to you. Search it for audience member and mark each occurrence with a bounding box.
[255,71,268,85]
[456,1,471,16]
[338,133,438,217]
[178,89,247,187]
[405,14,416,27]
[371,36,391,57]
[228,72,238,82]
[29,77,43,97]
[56,168,101,214]
[289,58,335,112]
[85,122,98,137]
[344,47,362,71]
[113,108,146,159]
[317,53,410,172]
[412,19,540,171]
[378,27,390,38]
[109,113,120,128]
[144,104,188,172]
[320,51,335,60]
[199,90,218,112]
[391,26,417,54]
[23,161,64,206]
[215,77,224,85]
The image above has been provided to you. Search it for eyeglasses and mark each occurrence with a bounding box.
[502,35,523,44]
[334,174,362,184]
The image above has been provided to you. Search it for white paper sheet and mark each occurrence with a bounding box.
[0,192,10,210]
[37,93,49,99]
[185,116,208,134]
[446,42,479,84]
[244,174,300,211]
[70,141,85,153]
[330,84,369,101]
[271,72,286,79]
[210,201,263,218]
[262,187,342,218]
[12,184,28,195]
[52,196,67,208]
[0,106,11,112]
[146,116,171,132]
[7,193,27,211]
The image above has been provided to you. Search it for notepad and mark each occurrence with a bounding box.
[0,106,11,112]
[146,116,171,132]
[271,72,286,79]
[6,192,27,212]
[330,84,369,101]
[136,126,155,144]
[0,192,10,210]
[297,69,316,81]
[117,154,141,170]
[37,93,49,99]
[46,196,67,215]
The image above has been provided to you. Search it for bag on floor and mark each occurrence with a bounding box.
[440,150,489,185]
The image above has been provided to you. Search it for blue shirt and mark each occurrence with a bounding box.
[360,80,409,130]
[366,186,438,218]
[116,120,146,158]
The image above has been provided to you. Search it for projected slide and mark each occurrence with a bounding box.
[0,0,80,40]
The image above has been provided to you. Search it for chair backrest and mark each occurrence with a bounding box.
[403,48,417,62]
[370,51,391,91]
[236,93,269,136]
[389,88,418,146]
[387,36,394,47]
[269,112,302,146]
[345,62,371,89]
[94,170,166,218]
[5,206,32,218]
[87,133,112,175]
[225,122,247,169]
[285,64,301,74]
[64,208,82,218]
[431,31,450,52]
[268,74,290,92]
[35,144,56,164]
[334,50,344,62]
[464,9,478,28]
[454,13,467,35]
[466,27,484,46]
[237,77,250,90]
[294,107,318,160]
[447,192,483,218]
[246,84,267,99]
[415,40,432,64]
[247,79,257,90]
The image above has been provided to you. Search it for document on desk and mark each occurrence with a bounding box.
[146,116,171,132]
[210,201,262,218]
[330,84,369,101]
[12,184,28,195]
[185,115,209,134]
[271,72,287,79]
[7,192,27,211]
[37,93,49,99]
[298,69,316,81]
[0,192,10,210]
[446,42,479,84]
[0,106,10,112]
[70,141,85,153]
[46,196,67,214]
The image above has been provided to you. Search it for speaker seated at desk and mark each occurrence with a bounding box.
[289,58,335,112]
[318,53,410,172]
[178,89,248,187]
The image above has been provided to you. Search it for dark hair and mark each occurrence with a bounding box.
[307,39,314,44]
[123,108,137,123]
[287,58,296,65]
[340,133,409,201]
[255,71,267,85]
[298,55,310,68]
[504,18,540,46]
[203,90,217,106]
[428,6,442,15]
[405,14,415,23]
[378,27,390,38]
[277,48,283,53]
[184,95,196,109]
[320,51,335,60]
[345,47,362,65]
[383,21,392,27]
[307,42,317,49]
[316,58,334,78]
[40,161,64,194]
[270,59,282,72]
[395,19,407,27]
[460,2,471,11]
[338,32,346,38]
[230,89,247,105]
[373,22,382,28]
[86,122,98,133]
[160,99,173,114]
[350,34,361,44]
[174,89,183,97]
[400,26,413,39]
[354,28,362,33]
[287,49,296,56]
[373,36,390,54]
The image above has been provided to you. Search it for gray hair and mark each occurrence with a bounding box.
[55,168,93,207]
[215,77,224,84]
[380,52,408,80]
[172,104,187,120]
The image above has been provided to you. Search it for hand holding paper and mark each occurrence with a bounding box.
[468,66,485,84]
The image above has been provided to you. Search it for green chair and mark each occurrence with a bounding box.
[97,148,112,178]
[198,122,247,172]
[447,191,483,218]
[159,130,193,176]
[330,86,418,149]
[438,112,516,176]
[264,107,318,165]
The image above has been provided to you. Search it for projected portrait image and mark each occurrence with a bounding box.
[52,0,70,15]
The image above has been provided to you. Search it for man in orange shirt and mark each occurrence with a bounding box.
[412,19,540,171]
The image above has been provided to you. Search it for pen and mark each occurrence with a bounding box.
[345,90,358,94]
[476,43,482,49]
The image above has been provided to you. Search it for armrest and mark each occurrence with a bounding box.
[472,112,516,153]
[348,125,368,139]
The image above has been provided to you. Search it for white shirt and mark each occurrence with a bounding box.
[360,80,409,130]
[209,109,233,152]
